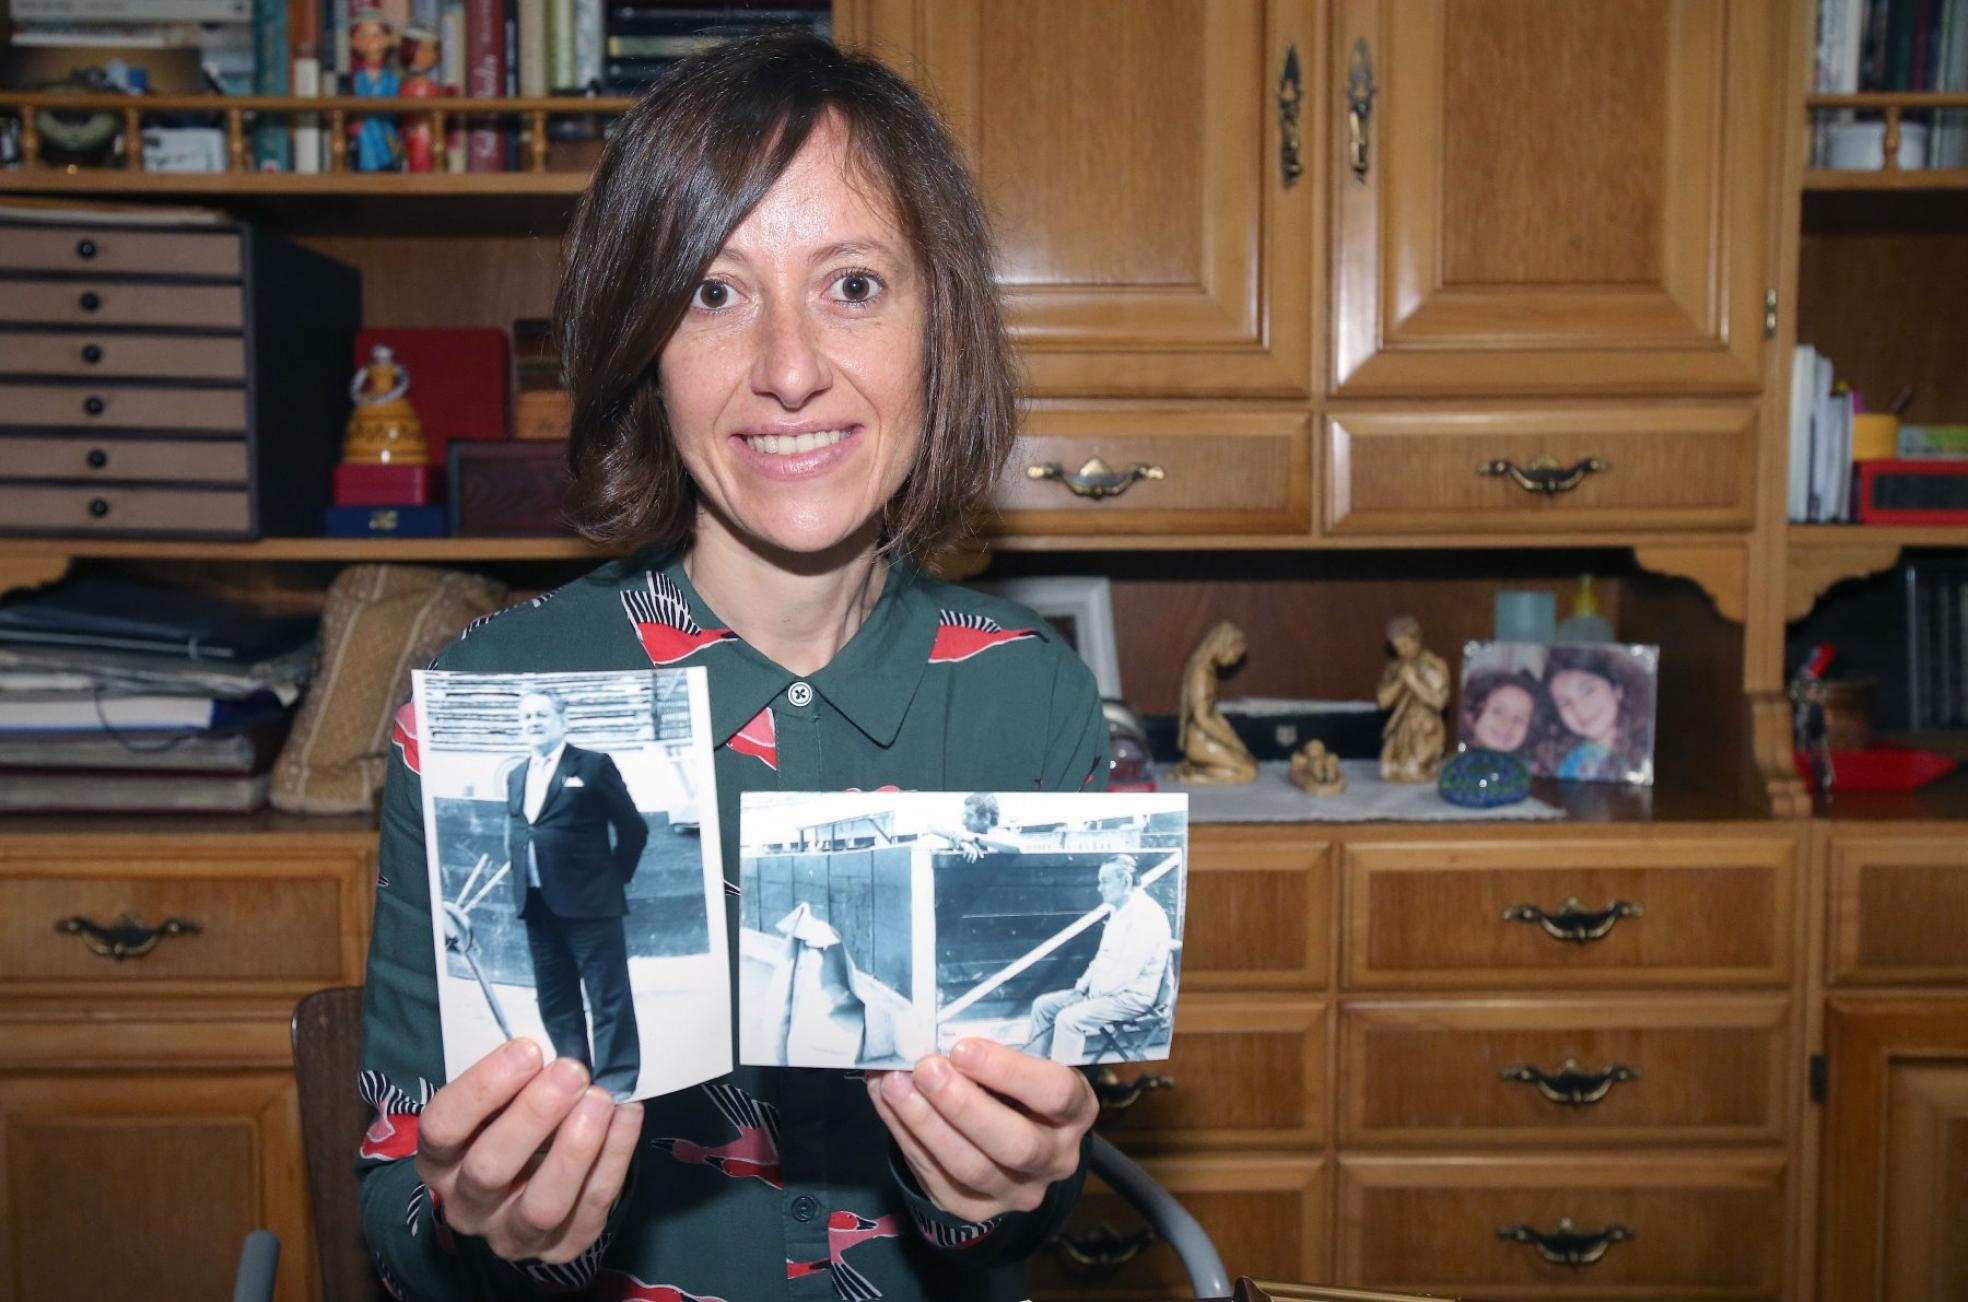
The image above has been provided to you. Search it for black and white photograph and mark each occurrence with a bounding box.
[412,667,728,1102]
[737,791,1187,1070]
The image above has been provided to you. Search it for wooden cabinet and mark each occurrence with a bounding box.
[840,0,1317,398]
[1827,832,1968,986]
[1329,0,1773,399]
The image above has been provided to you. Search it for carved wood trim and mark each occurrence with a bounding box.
[1750,688,1812,818]
[0,554,72,599]
[1631,545,1747,623]
[1784,543,1902,621]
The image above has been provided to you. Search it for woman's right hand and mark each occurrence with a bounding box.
[413,1038,644,1264]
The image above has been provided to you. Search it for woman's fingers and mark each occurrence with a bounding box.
[876,1060,1027,1201]
[948,1038,1095,1129]
[417,1038,544,1168]
[509,1086,615,1239]
[907,1050,1071,1179]
[868,1074,998,1218]
[454,1057,595,1200]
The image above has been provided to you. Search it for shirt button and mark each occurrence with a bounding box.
[787,681,814,708]
[790,1194,820,1222]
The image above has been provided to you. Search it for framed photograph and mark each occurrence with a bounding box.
[970,575,1122,699]
[1457,640,1660,786]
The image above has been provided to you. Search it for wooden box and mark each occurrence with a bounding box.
[447,441,574,536]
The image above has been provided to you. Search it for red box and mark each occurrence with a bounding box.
[334,462,440,506]
[1857,458,1968,524]
[352,327,510,463]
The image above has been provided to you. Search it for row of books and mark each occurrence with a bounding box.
[1788,344,1858,524]
[1814,0,1968,167]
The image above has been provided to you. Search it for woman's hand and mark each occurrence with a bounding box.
[867,1038,1097,1222]
[413,1038,644,1264]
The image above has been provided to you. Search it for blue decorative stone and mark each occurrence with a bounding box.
[1438,747,1532,808]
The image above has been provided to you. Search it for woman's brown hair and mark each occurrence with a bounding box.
[554,30,1015,560]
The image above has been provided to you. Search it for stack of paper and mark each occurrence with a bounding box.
[1788,345,1856,523]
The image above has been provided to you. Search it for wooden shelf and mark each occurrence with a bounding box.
[0,170,594,197]
[0,536,609,562]
[1804,168,1968,191]
[1791,524,1968,550]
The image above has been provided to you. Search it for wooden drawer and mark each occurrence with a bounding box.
[0,484,251,534]
[1184,829,1329,990]
[0,331,246,381]
[1030,1155,1326,1302]
[0,383,246,432]
[1325,405,1755,535]
[1336,1154,1786,1299]
[1829,834,1968,984]
[986,409,1311,536]
[1339,996,1789,1147]
[1095,995,1325,1150]
[0,280,244,329]
[1,435,248,483]
[0,854,365,990]
[0,225,241,277]
[1342,836,1796,989]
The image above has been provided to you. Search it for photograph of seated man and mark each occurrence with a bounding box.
[1023,854,1174,1063]
[507,690,649,1099]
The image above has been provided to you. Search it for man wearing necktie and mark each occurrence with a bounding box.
[506,690,649,1099]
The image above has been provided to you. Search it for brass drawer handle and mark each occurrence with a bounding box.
[1277,43,1304,187]
[1347,38,1376,182]
[1497,1217,1634,1268]
[55,913,201,960]
[1026,457,1165,500]
[1050,1224,1155,1270]
[1499,1058,1640,1107]
[1091,1066,1175,1111]
[1502,895,1643,944]
[1476,454,1611,494]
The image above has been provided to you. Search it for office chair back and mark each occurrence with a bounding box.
[292,986,392,1302]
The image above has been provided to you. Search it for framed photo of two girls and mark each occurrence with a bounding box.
[1457,640,1660,786]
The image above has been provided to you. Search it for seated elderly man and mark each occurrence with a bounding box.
[1024,854,1173,1063]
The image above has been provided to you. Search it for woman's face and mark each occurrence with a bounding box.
[1471,683,1535,753]
[1549,668,1622,744]
[658,114,925,559]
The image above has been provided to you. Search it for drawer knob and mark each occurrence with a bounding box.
[1502,895,1643,943]
[1049,1224,1154,1271]
[1498,1058,1639,1107]
[83,395,105,417]
[79,291,102,312]
[75,237,99,259]
[88,497,110,518]
[1497,1217,1634,1268]
[1091,1066,1175,1111]
[81,344,104,364]
[86,448,108,469]
[1476,454,1611,494]
[1026,457,1165,500]
[55,913,202,961]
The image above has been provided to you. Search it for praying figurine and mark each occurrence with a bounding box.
[1289,738,1346,796]
[341,343,429,465]
[1376,614,1450,783]
[348,5,404,172]
[1170,620,1257,785]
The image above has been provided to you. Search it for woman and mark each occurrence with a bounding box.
[1458,669,1549,758]
[1544,646,1650,782]
[357,33,1107,1301]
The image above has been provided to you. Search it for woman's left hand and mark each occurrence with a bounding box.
[867,1038,1097,1222]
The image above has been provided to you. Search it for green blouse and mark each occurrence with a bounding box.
[358,549,1109,1301]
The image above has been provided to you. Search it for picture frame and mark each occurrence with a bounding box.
[969,575,1122,699]
[1457,640,1660,786]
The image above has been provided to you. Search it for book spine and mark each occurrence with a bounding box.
[291,53,322,173]
[466,0,504,171]
[519,0,548,97]
[442,0,469,171]
[12,0,250,18]
[548,0,576,91]
[252,0,292,170]
[331,0,351,75]
[504,0,520,170]
[573,0,600,92]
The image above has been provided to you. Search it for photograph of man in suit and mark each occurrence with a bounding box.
[508,690,649,1099]
[1023,854,1173,1063]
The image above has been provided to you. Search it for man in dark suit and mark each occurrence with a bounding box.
[507,690,649,1099]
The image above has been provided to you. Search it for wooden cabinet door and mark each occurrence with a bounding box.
[841,0,1316,398]
[1827,833,1968,986]
[1820,998,1968,1301]
[1330,0,1773,397]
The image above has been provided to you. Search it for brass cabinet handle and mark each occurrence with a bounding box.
[1091,1066,1175,1111]
[1347,38,1376,182]
[1277,43,1304,187]
[1497,1217,1635,1268]
[55,913,201,960]
[1049,1224,1155,1270]
[1501,896,1643,944]
[1476,454,1612,494]
[1026,457,1165,500]
[1499,1058,1640,1107]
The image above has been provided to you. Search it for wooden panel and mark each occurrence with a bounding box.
[1330,0,1769,396]
[1094,995,1325,1150]
[1829,835,1968,984]
[1182,830,1329,990]
[0,383,246,432]
[1029,1154,1326,1301]
[0,225,241,277]
[0,1070,313,1302]
[0,331,246,380]
[1339,996,1788,1146]
[1325,405,1756,535]
[0,280,243,328]
[850,0,1316,397]
[989,409,1312,536]
[0,484,252,535]
[1821,998,1968,1301]
[1342,836,1796,989]
[0,435,248,483]
[1336,1154,1786,1298]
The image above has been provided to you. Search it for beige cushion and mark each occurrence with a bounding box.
[271,564,506,814]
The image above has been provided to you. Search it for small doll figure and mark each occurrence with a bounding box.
[398,24,442,173]
[1377,614,1450,783]
[341,343,428,464]
[348,6,403,172]
[1289,739,1346,796]
[1170,621,1258,785]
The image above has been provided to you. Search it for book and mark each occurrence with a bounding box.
[0,768,271,812]
[11,0,250,18]
[252,0,292,170]
[466,0,504,171]
[0,718,290,772]
[518,0,548,97]
[548,0,576,91]
[0,577,316,662]
[0,690,288,732]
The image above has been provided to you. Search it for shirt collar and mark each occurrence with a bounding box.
[531,740,566,770]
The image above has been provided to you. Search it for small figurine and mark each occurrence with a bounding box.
[1170,621,1257,785]
[342,344,429,464]
[348,5,404,172]
[1377,614,1450,783]
[1789,642,1837,800]
[398,23,442,174]
[1289,738,1346,796]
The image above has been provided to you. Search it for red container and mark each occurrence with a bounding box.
[1857,458,1968,525]
[333,462,439,506]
